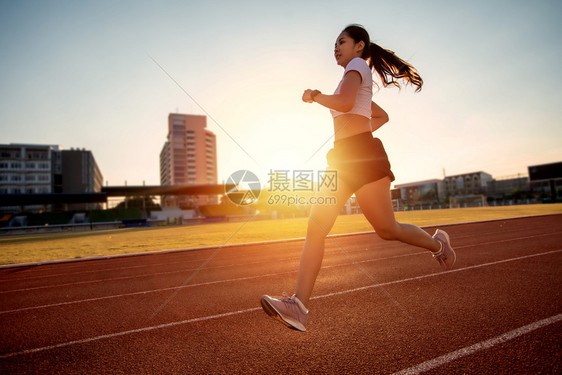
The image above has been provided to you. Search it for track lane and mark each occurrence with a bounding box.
[1,248,559,360]
[0,215,560,374]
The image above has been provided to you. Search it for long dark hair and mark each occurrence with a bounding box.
[342,24,423,92]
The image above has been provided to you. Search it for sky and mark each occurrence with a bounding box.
[1,0,561,190]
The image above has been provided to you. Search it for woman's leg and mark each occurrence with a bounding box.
[295,182,354,305]
[355,177,441,252]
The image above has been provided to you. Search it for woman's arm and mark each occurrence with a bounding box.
[302,71,361,113]
[370,100,389,132]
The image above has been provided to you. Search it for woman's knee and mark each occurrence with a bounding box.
[375,222,400,240]
[306,217,331,239]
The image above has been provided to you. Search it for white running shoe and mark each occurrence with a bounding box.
[260,294,308,332]
[432,229,456,270]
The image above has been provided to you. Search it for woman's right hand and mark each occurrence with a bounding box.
[302,89,314,103]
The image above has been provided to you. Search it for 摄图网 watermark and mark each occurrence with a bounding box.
[225,169,339,207]
[266,194,337,206]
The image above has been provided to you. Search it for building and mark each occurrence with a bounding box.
[159,114,218,208]
[392,171,493,209]
[0,143,103,213]
[0,144,59,195]
[443,171,492,197]
[394,179,444,207]
[60,149,104,210]
[159,141,171,187]
[441,171,492,206]
[528,161,562,202]
[0,144,61,212]
[486,175,530,201]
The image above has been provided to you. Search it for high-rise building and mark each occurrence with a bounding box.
[159,114,218,207]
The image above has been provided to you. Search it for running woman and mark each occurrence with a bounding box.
[261,25,456,332]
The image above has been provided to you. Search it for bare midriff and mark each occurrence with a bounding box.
[333,114,371,141]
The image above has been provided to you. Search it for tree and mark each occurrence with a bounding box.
[116,196,160,210]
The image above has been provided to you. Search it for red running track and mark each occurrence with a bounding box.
[0,215,561,374]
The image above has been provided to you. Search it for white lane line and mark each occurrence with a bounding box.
[0,254,304,293]
[392,314,562,375]
[0,235,404,283]
[455,231,562,249]
[2,231,560,294]
[0,306,262,360]
[312,249,562,300]
[0,258,218,283]
[1,248,560,358]
[0,271,293,314]
[0,251,426,314]
[0,247,420,294]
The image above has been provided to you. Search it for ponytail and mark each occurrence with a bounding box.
[342,24,423,92]
[367,42,423,92]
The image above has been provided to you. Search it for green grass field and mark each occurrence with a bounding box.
[1,204,560,266]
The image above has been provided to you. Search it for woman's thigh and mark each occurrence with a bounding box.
[354,177,398,235]
[307,178,354,235]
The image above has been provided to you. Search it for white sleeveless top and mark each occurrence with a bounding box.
[330,57,372,119]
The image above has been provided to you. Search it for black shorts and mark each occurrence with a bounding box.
[326,132,395,192]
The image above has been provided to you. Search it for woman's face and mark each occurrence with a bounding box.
[334,32,364,67]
